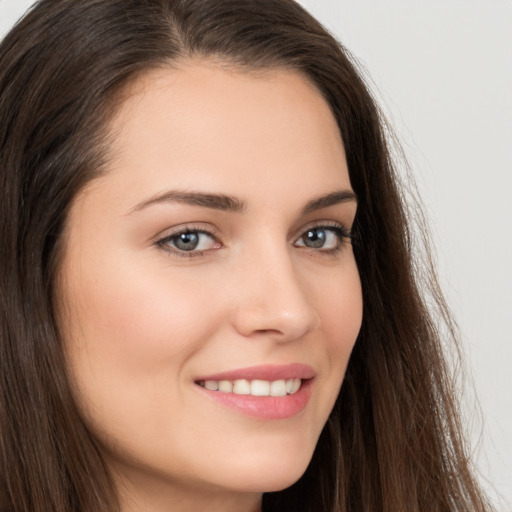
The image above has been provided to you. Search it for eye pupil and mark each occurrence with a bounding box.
[174,232,199,251]
[303,229,326,248]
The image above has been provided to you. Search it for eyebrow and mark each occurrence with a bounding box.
[129,190,247,214]
[301,190,357,214]
[129,188,356,215]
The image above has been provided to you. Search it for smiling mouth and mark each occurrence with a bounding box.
[196,378,303,397]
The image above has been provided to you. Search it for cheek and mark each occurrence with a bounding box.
[315,259,362,350]
[326,284,362,357]
[59,253,230,463]
[59,249,227,440]
[65,256,214,370]
[309,259,362,404]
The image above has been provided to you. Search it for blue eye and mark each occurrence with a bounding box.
[295,226,350,251]
[159,230,217,253]
[156,223,351,258]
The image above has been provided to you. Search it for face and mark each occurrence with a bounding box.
[58,62,362,512]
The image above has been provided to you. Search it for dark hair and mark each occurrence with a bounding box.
[0,1,491,511]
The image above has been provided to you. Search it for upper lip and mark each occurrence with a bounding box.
[195,363,316,382]
[197,363,316,381]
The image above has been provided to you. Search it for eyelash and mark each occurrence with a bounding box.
[154,223,221,259]
[155,222,353,259]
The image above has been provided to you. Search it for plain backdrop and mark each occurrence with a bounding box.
[1,0,511,509]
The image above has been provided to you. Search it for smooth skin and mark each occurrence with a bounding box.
[58,62,363,512]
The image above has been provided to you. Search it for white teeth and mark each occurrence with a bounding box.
[251,379,270,396]
[199,378,303,396]
[204,380,219,391]
[233,379,251,395]
[270,379,287,396]
[218,380,233,393]
[290,378,301,394]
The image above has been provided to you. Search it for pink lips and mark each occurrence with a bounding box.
[196,363,315,382]
[195,363,315,420]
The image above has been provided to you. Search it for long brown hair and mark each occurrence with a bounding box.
[0,1,491,511]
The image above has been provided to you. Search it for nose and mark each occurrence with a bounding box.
[230,247,320,343]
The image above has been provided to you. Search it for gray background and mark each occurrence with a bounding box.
[1,0,511,508]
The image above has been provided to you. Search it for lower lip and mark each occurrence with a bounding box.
[196,379,313,420]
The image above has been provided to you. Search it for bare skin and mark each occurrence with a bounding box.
[58,61,362,512]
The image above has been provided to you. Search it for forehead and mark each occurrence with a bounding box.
[91,61,350,210]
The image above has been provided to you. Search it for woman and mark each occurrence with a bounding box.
[0,0,492,511]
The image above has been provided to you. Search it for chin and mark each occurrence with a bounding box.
[214,443,314,494]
